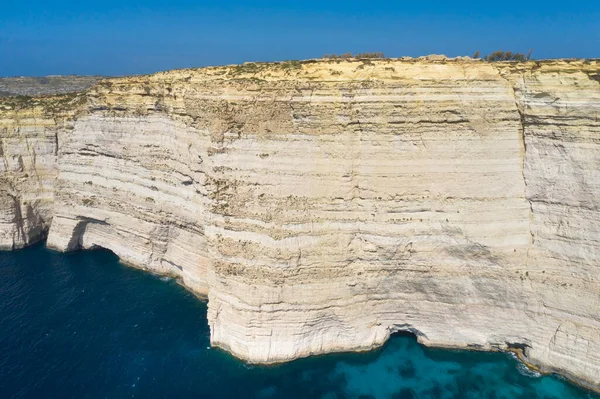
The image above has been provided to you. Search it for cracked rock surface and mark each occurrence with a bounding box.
[1,58,599,390]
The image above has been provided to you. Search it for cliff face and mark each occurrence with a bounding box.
[0,95,82,249]
[1,58,599,389]
[511,65,600,386]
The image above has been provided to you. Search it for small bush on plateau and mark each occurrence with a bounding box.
[482,49,533,62]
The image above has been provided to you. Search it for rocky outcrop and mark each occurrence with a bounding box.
[1,58,599,390]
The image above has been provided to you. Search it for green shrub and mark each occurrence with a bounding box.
[483,50,532,62]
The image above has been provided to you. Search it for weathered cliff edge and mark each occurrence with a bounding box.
[1,58,599,390]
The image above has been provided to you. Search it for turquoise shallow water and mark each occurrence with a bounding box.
[0,244,598,399]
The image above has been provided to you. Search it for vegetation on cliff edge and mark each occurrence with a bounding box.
[473,50,533,62]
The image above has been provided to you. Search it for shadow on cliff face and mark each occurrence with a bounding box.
[73,243,119,258]
[41,230,121,266]
[586,71,600,84]
[63,218,110,252]
[444,242,500,265]
[0,192,49,250]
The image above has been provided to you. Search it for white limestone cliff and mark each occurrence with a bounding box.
[1,58,599,390]
[0,95,81,249]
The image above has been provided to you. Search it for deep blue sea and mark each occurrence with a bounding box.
[0,244,598,399]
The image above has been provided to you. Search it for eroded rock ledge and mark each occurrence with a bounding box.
[1,58,599,390]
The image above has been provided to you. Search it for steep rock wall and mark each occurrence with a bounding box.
[511,64,600,386]
[0,96,80,249]
[1,58,599,390]
[47,114,211,294]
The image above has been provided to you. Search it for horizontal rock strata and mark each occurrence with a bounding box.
[0,95,82,249]
[1,58,599,390]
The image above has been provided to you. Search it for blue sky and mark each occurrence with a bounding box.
[1,1,598,76]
